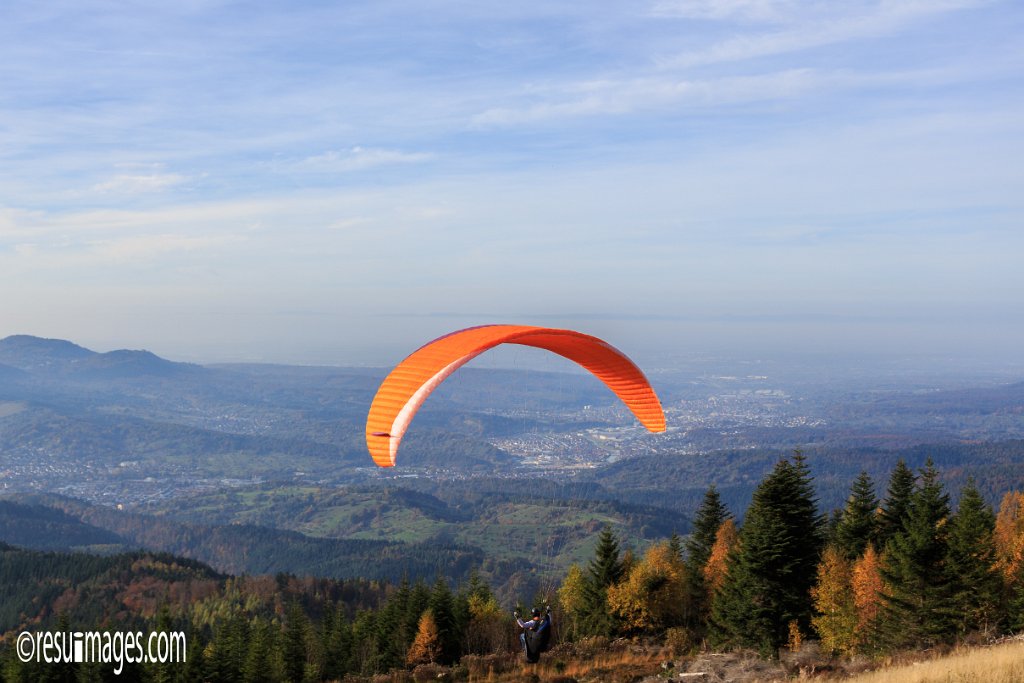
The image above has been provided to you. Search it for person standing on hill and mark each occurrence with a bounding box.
[515,606,552,663]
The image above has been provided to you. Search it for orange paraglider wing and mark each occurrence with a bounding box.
[365,325,666,467]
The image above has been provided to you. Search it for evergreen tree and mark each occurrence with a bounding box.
[374,580,411,671]
[179,623,207,683]
[946,479,1002,636]
[824,508,843,547]
[349,610,379,677]
[427,578,459,664]
[206,614,250,683]
[835,471,878,560]
[668,533,683,562]
[404,581,432,644]
[879,459,955,649]
[878,459,915,549]
[242,618,277,683]
[580,525,625,637]
[687,486,731,571]
[283,602,310,683]
[683,486,731,630]
[1009,560,1024,632]
[710,453,824,656]
[148,606,176,683]
[322,605,353,682]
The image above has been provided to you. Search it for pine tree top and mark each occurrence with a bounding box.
[687,485,731,569]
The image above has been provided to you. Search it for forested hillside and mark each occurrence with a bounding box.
[588,440,1024,514]
[2,489,689,603]
[4,459,1024,682]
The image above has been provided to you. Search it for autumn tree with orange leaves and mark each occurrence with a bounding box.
[995,491,1024,582]
[851,543,885,638]
[994,490,1024,630]
[704,518,739,599]
[406,610,441,666]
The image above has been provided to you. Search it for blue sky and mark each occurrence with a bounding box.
[1,0,1022,366]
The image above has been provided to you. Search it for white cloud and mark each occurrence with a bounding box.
[658,0,991,68]
[90,171,189,195]
[649,0,801,22]
[86,233,240,263]
[298,146,433,173]
[472,68,825,126]
[0,207,45,239]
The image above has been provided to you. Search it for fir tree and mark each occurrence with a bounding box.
[349,610,379,677]
[322,605,353,682]
[207,614,250,683]
[835,471,879,560]
[283,602,310,683]
[374,580,411,671]
[242,618,277,683]
[668,533,683,562]
[683,486,731,630]
[879,459,955,649]
[404,581,432,644]
[687,486,731,571]
[580,525,625,637]
[428,578,459,664]
[179,623,206,683]
[710,453,824,656]
[1009,560,1024,632]
[824,508,843,547]
[878,459,915,549]
[946,479,1001,636]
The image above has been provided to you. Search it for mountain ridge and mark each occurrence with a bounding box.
[0,334,203,378]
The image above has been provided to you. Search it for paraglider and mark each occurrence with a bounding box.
[516,606,552,663]
[365,324,666,467]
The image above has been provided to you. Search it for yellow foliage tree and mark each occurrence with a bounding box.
[465,592,508,655]
[851,543,885,635]
[703,518,739,598]
[558,564,587,641]
[406,609,441,666]
[810,545,858,655]
[607,542,688,634]
[994,491,1024,582]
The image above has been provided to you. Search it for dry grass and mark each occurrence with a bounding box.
[538,646,664,679]
[387,637,1024,683]
[840,639,1024,683]
[459,641,669,682]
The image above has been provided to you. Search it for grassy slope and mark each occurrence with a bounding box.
[841,639,1024,683]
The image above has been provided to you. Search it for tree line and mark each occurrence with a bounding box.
[559,453,1024,658]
